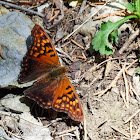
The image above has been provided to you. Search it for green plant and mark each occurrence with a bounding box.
[92,0,140,55]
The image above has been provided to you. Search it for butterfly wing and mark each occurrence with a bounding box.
[24,78,59,109]
[24,75,83,122]
[19,24,60,83]
[52,75,84,122]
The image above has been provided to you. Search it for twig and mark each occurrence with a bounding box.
[56,47,74,62]
[95,9,126,20]
[120,90,129,108]
[130,121,133,139]
[119,29,140,54]
[94,59,139,96]
[55,127,76,135]
[0,1,44,17]
[122,67,129,106]
[94,64,126,96]
[73,55,87,60]
[111,126,130,138]
[71,39,85,49]
[125,59,138,70]
[64,0,110,41]
[124,109,140,124]
[129,81,140,101]
[81,57,123,79]
[87,1,105,7]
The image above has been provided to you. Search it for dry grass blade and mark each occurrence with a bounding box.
[64,0,110,41]
[130,121,133,139]
[133,126,140,140]
[120,90,129,108]
[111,126,130,138]
[124,109,140,124]
[129,82,140,101]
[94,59,139,96]
[55,127,76,135]
[71,39,84,49]
[122,67,129,106]
[94,64,126,96]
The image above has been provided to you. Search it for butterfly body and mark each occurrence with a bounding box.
[19,24,83,122]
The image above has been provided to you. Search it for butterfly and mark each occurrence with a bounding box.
[19,24,84,122]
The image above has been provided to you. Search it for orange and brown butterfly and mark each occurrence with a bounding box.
[19,24,84,122]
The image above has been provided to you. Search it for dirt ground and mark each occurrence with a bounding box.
[0,0,140,140]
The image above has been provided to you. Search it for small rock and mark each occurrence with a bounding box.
[0,94,30,113]
[0,11,34,88]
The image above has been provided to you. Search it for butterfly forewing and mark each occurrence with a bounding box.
[30,25,60,65]
[19,25,60,83]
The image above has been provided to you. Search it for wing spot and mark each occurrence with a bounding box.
[56,99,62,104]
[46,39,49,43]
[62,96,66,101]
[73,101,76,106]
[30,51,33,55]
[41,42,45,46]
[34,47,37,50]
[55,104,59,108]
[61,103,65,108]
[42,47,45,50]
[47,102,51,105]
[66,97,70,102]
[70,106,72,110]
[37,43,40,47]
[33,52,39,57]
[77,108,80,112]
[40,50,44,54]
[75,99,79,103]
[70,101,73,105]
[66,104,69,108]
[67,94,73,99]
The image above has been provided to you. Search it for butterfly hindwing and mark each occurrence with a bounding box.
[24,78,60,108]
[52,75,84,122]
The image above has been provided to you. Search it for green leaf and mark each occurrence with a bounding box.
[92,15,138,55]
[109,28,119,44]
[92,21,114,55]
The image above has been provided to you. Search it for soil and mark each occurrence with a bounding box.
[0,0,140,140]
